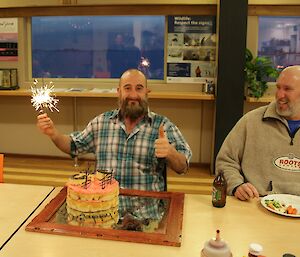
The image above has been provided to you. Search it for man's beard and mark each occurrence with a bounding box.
[119,97,149,121]
[276,98,300,119]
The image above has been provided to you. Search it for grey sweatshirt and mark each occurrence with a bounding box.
[216,101,300,196]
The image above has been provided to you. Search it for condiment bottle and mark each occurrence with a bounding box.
[201,230,232,257]
[212,171,227,208]
[248,243,263,256]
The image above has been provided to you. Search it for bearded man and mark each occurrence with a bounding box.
[216,65,300,200]
[37,69,191,191]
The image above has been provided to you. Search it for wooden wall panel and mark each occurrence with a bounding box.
[0,5,216,18]
[248,5,300,15]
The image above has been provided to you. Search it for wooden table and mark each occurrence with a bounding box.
[0,190,299,256]
[0,183,54,250]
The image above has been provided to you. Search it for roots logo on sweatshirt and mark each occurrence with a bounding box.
[274,154,300,172]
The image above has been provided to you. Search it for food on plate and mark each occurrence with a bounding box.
[264,199,298,215]
[286,205,298,215]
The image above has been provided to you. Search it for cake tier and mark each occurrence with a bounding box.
[66,172,120,228]
[66,195,118,212]
[67,179,119,202]
[67,205,119,228]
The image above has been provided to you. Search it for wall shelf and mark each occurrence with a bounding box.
[0,88,215,100]
[246,96,274,103]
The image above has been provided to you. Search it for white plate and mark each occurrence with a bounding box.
[261,194,300,217]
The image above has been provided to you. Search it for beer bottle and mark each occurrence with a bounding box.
[212,171,227,208]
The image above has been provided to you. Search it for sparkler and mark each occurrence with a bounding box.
[139,57,150,69]
[138,57,151,78]
[31,79,59,113]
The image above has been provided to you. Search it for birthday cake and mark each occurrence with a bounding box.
[201,230,232,257]
[66,170,119,228]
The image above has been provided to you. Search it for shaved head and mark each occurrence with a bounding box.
[276,65,300,120]
[119,69,147,88]
[277,65,300,85]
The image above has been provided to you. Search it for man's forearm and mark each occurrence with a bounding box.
[167,147,188,174]
[50,133,72,154]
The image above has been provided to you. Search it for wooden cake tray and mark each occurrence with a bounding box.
[26,187,185,247]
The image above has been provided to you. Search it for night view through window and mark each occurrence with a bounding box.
[258,16,300,69]
[31,16,165,79]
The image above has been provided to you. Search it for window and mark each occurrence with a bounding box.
[31,16,165,80]
[258,16,300,69]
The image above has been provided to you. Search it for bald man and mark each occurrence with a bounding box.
[216,65,300,200]
[37,69,191,192]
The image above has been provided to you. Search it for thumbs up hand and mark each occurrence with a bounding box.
[155,124,172,158]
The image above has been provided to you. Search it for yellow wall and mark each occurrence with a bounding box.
[0,96,214,163]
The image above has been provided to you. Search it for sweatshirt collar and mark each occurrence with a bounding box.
[263,101,288,125]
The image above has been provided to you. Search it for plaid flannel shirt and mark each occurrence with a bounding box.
[70,109,192,192]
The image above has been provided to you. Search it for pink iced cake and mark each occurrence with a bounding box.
[66,170,119,228]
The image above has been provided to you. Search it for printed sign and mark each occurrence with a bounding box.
[167,16,216,84]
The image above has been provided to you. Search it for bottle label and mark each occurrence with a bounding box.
[212,187,221,201]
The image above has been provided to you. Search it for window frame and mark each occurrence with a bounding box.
[11,4,215,90]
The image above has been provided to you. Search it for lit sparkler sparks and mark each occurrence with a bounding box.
[140,57,150,68]
[138,57,151,78]
[31,79,59,113]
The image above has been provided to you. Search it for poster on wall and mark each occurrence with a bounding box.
[167,15,216,84]
[0,18,18,61]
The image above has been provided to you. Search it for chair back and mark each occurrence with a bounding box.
[0,154,3,183]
